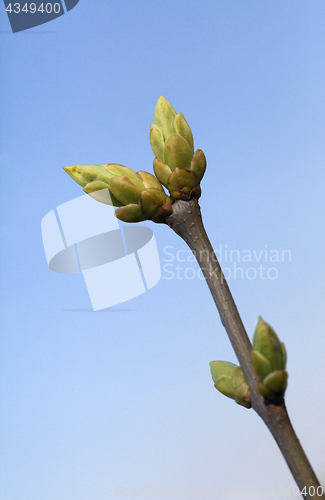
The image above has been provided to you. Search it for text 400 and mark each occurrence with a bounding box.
[6,3,61,14]
[301,486,324,497]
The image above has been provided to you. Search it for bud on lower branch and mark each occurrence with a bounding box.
[252,316,288,402]
[209,361,251,409]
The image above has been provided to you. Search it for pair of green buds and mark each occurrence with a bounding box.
[63,163,173,223]
[210,317,288,408]
[64,96,206,223]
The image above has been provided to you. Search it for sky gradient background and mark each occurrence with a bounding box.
[1,1,325,499]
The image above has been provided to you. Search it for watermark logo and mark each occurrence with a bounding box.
[41,195,291,309]
[41,194,161,311]
[3,0,79,33]
[162,245,291,282]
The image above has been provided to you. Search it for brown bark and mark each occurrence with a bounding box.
[166,199,324,499]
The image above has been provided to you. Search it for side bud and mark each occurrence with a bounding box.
[190,149,206,183]
[64,161,173,224]
[64,164,126,206]
[253,316,286,372]
[114,205,147,223]
[136,171,165,191]
[109,170,173,224]
[209,361,251,409]
[64,164,112,188]
[109,176,145,206]
[83,180,123,206]
[103,163,140,179]
[210,361,237,384]
[232,366,251,408]
[252,316,288,402]
[140,188,170,218]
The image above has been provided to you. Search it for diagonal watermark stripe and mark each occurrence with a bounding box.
[41,194,161,311]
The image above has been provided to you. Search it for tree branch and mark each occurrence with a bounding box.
[166,199,324,499]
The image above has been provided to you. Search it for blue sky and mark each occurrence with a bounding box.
[1,1,325,499]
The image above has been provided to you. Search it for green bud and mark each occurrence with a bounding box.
[168,168,199,200]
[83,180,109,193]
[64,163,143,207]
[153,95,177,140]
[136,171,165,191]
[190,149,206,183]
[215,375,235,400]
[232,366,246,388]
[153,157,172,187]
[150,200,173,223]
[65,159,173,224]
[252,350,272,382]
[111,172,173,224]
[209,361,237,383]
[174,112,194,154]
[210,361,251,408]
[83,180,123,207]
[252,317,288,401]
[257,382,275,399]
[233,383,251,408]
[150,96,205,199]
[149,124,165,160]
[114,204,147,223]
[253,317,285,372]
[232,367,251,408]
[64,164,112,187]
[103,163,139,179]
[263,370,288,393]
[168,168,198,190]
[163,133,193,171]
[140,188,168,217]
[109,176,145,206]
